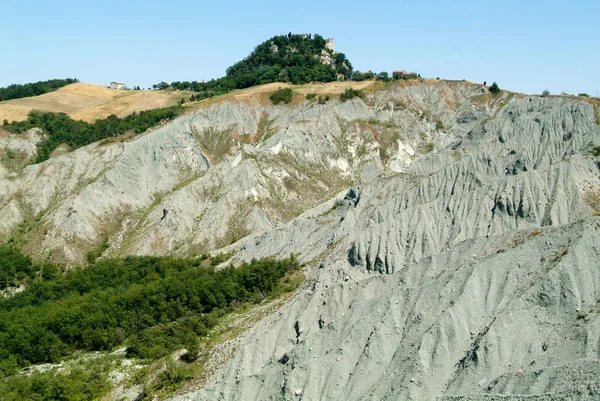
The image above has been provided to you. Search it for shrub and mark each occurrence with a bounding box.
[489,82,501,94]
[339,88,364,102]
[376,71,390,81]
[318,95,330,104]
[541,90,550,97]
[306,92,317,100]
[269,88,293,105]
[579,93,590,97]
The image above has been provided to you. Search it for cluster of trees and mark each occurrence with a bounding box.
[0,243,50,290]
[2,105,183,164]
[339,88,365,102]
[392,71,419,80]
[350,71,392,82]
[0,250,300,377]
[269,88,293,104]
[0,78,78,101]
[0,363,109,401]
[157,33,353,102]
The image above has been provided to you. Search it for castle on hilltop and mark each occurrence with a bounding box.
[325,38,334,52]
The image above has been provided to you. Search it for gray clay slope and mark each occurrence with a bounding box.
[1,82,600,399]
[170,92,600,400]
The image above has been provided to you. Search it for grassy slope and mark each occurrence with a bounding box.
[0,83,191,123]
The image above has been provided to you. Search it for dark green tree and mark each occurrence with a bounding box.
[489,82,501,94]
[377,71,390,81]
[269,88,293,104]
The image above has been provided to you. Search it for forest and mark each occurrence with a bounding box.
[0,79,79,101]
[0,249,300,399]
[160,33,353,101]
[0,252,299,370]
[0,243,44,291]
[2,105,183,163]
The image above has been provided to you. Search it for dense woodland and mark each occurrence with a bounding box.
[0,79,78,101]
[156,33,353,101]
[0,244,45,291]
[2,106,183,163]
[0,249,300,399]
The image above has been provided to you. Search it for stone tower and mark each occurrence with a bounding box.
[325,38,334,52]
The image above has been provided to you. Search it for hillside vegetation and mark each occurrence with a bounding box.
[2,106,183,163]
[161,33,353,101]
[0,79,79,102]
[0,250,301,400]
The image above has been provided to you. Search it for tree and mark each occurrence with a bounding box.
[340,88,364,102]
[377,71,390,81]
[153,81,170,90]
[269,88,293,104]
[541,89,550,97]
[489,82,501,94]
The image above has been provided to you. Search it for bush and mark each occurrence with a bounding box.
[376,71,390,81]
[339,88,364,102]
[269,88,293,104]
[541,90,550,97]
[579,93,590,97]
[489,82,501,94]
[306,93,317,100]
[0,364,109,400]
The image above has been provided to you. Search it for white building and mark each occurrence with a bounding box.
[110,81,126,90]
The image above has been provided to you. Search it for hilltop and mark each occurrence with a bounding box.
[0,83,191,123]
[162,33,354,101]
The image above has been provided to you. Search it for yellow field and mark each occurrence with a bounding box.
[0,83,191,123]
[0,80,380,124]
[188,80,377,109]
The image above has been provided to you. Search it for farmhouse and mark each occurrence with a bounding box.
[392,70,418,80]
[110,82,126,90]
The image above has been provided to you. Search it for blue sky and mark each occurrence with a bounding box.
[1,0,598,96]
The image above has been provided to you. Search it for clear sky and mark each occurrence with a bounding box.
[1,0,598,96]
